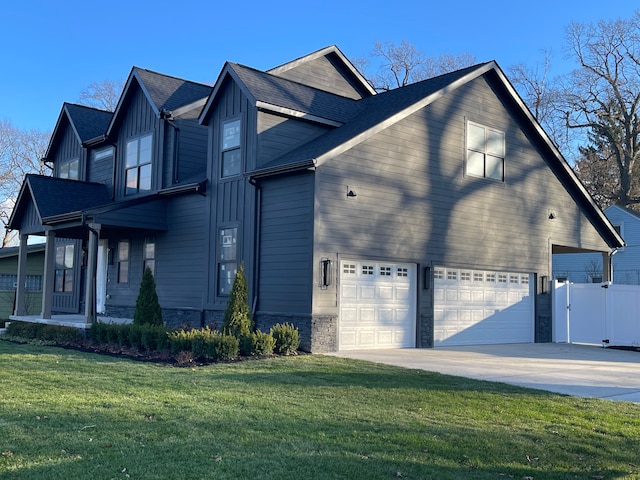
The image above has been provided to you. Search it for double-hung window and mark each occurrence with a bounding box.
[144,237,155,275]
[118,241,129,283]
[217,227,238,295]
[125,133,153,195]
[466,122,505,181]
[221,119,241,178]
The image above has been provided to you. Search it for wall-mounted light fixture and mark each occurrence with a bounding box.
[541,275,548,294]
[423,266,431,290]
[320,258,332,289]
[548,211,556,220]
[346,186,357,198]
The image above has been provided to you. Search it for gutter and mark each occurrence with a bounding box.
[246,158,316,180]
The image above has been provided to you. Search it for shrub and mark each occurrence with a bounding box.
[4,321,83,344]
[250,330,275,356]
[222,264,253,340]
[133,267,163,326]
[271,323,300,355]
[6,321,42,339]
[167,328,239,362]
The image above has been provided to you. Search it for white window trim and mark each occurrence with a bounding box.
[465,120,505,182]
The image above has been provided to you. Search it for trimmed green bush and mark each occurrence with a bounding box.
[4,321,83,344]
[167,327,239,362]
[133,267,163,326]
[271,322,300,355]
[222,264,253,340]
[250,330,275,356]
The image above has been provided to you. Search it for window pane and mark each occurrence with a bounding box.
[144,259,155,276]
[118,241,129,261]
[93,146,114,161]
[467,124,485,151]
[55,270,64,292]
[64,270,74,292]
[222,120,240,149]
[487,130,504,157]
[126,168,138,194]
[467,151,485,177]
[144,241,155,260]
[55,246,65,269]
[218,262,237,295]
[219,228,238,261]
[64,245,74,268]
[118,262,129,283]
[68,159,79,180]
[139,134,153,164]
[486,155,504,181]
[126,139,138,168]
[139,164,152,191]
[222,149,241,177]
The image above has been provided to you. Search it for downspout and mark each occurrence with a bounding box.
[248,176,261,315]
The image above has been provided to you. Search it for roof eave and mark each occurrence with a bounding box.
[247,158,316,180]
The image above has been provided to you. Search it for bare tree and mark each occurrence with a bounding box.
[78,79,124,111]
[357,40,477,92]
[0,118,50,246]
[558,14,640,208]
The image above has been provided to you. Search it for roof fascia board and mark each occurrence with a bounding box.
[256,101,343,127]
[315,62,495,166]
[199,64,257,125]
[490,66,624,248]
[267,45,376,96]
[248,159,316,179]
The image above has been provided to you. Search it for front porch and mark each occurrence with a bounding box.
[8,314,132,330]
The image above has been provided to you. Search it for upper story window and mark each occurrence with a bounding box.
[466,122,505,181]
[221,119,241,178]
[92,146,114,162]
[125,133,153,195]
[59,158,79,180]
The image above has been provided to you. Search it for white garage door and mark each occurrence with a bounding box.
[434,267,534,346]
[339,260,416,350]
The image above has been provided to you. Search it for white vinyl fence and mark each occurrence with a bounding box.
[553,281,640,346]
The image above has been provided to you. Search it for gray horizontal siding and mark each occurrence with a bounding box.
[314,76,609,274]
[258,172,314,313]
[273,53,366,100]
[257,112,330,167]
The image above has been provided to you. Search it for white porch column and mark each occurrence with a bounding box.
[41,230,56,319]
[13,234,28,316]
[84,225,100,323]
[602,251,612,283]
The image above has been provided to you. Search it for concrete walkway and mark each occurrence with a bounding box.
[328,343,640,403]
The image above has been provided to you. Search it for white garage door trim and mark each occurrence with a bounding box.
[339,260,416,350]
[434,267,534,346]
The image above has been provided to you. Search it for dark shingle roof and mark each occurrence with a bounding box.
[25,175,112,219]
[64,103,113,142]
[135,68,212,112]
[253,63,489,172]
[229,63,360,124]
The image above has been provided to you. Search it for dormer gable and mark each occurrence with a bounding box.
[267,45,375,100]
[41,103,113,181]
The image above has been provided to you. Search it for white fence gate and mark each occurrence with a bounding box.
[553,281,640,346]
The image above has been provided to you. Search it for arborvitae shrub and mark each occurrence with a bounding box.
[271,322,300,355]
[133,267,163,326]
[222,264,253,339]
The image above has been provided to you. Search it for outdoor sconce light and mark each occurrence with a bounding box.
[346,186,357,198]
[423,266,431,290]
[548,211,556,220]
[320,258,332,289]
[541,275,548,294]
[107,248,115,266]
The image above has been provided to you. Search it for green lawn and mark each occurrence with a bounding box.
[0,341,638,480]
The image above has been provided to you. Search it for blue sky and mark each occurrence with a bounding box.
[1,0,636,132]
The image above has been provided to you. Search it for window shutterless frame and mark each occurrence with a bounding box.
[465,120,505,181]
[220,118,241,178]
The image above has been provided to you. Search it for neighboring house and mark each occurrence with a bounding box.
[8,46,623,352]
[0,244,45,319]
[553,205,640,284]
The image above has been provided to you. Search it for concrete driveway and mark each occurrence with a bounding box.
[328,343,640,403]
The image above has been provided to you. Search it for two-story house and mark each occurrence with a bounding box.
[9,46,623,352]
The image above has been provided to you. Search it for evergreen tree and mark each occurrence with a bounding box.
[133,267,163,326]
[222,264,253,339]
